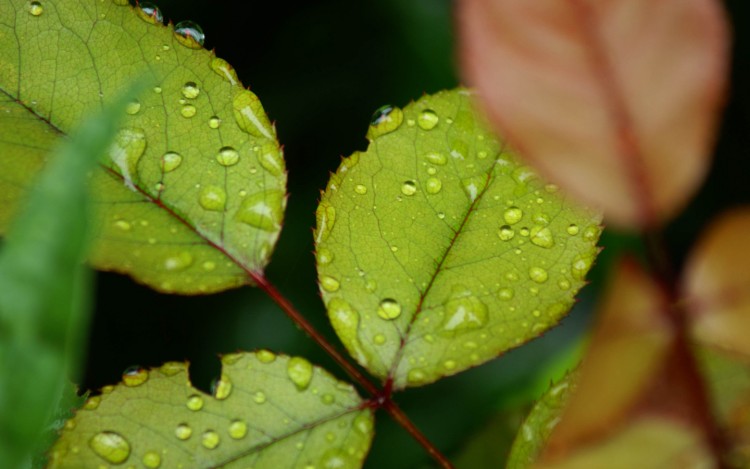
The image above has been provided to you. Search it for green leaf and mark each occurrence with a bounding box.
[49,352,374,468]
[0,84,135,468]
[0,0,286,294]
[314,89,601,388]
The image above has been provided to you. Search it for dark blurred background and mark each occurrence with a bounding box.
[82,1,750,467]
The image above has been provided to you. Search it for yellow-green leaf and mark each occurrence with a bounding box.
[49,352,374,468]
[314,89,601,388]
[0,0,286,294]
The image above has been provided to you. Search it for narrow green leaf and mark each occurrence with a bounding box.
[0,84,136,468]
[314,89,601,388]
[0,0,286,294]
[49,352,374,468]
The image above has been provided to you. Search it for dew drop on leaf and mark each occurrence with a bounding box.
[425,177,442,194]
[401,180,417,196]
[368,105,403,138]
[180,104,196,118]
[257,143,285,176]
[161,151,182,172]
[373,334,386,345]
[210,57,239,85]
[186,394,204,411]
[529,267,549,284]
[136,2,163,24]
[174,21,205,49]
[571,255,593,280]
[125,99,141,115]
[235,190,284,231]
[253,391,266,404]
[216,146,240,166]
[315,202,336,243]
[208,115,221,129]
[142,450,161,468]
[498,225,514,241]
[198,185,227,212]
[114,220,131,231]
[530,226,554,248]
[425,151,446,165]
[211,375,232,400]
[503,206,523,225]
[174,423,192,440]
[256,349,276,363]
[181,81,200,99]
[461,176,486,202]
[498,287,514,300]
[377,298,402,320]
[27,0,43,16]
[354,184,367,195]
[442,287,488,332]
[317,247,333,265]
[228,420,247,439]
[320,275,340,292]
[201,430,220,449]
[164,252,193,271]
[287,357,314,390]
[567,224,579,235]
[89,431,131,464]
[109,128,146,191]
[233,89,274,139]
[122,366,149,387]
[417,109,439,130]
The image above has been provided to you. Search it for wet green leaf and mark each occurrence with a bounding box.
[49,352,374,468]
[0,0,286,294]
[315,89,601,388]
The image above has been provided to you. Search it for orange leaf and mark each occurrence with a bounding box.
[684,208,750,358]
[459,0,729,227]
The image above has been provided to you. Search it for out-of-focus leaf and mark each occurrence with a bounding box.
[314,89,601,388]
[453,409,527,469]
[31,382,87,469]
[458,0,729,227]
[49,352,374,469]
[683,208,750,358]
[0,0,286,294]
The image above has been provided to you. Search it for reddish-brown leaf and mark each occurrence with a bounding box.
[459,0,729,227]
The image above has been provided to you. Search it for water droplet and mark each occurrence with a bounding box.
[437,212,446,220]
[211,57,238,85]
[425,177,442,194]
[256,349,276,363]
[125,99,141,115]
[136,2,163,24]
[425,152,446,165]
[498,288,514,300]
[407,369,428,385]
[181,81,200,99]
[417,109,439,130]
[287,357,314,390]
[202,260,216,271]
[519,227,530,237]
[368,105,403,138]
[354,184,367,195]
[442,286,488,332]
[321,393,335,405]
[83,396,100,410]
[186,394,204,411]
[444,360,457,370]
[354,413,373,436]
[199,185,227,212]
[122,366,148,387]
[180,104,197,118]
[201,430,220,449]
[161,151,182,172]
[253,391,266,404]
[320,275,340,292]
[142,451,161,468]
[153,86,162,94]
[401,180,417,196]
[212,375,232,400]
[257,143,285,176]
[366,279,378,292]
[512,166,536,185]
[498,225,514,241]
[503,206,523,225]
[530,226,554,248]
[208,116,221,129]
[216,146,239,166]
[109,128,146,191]
[174,21,205,48]
[583,225,600,242]
[175,423,192,440]
[373,334,386,345]
[320,449,354,469]
[233,89,273,139]
[315,202,336,243]
[567,224,579,235]
[89,431,131,464]
[235,190,284,231]
[317,247,333,265]
[529,267,548,283]
[164,252,193,271]
[114,220,131,231]
[228,420,247,439]
[377,298,402,320]
[571,255,593,280]
[159,361,183,376]
[28,0,43,15]
[461,176,487,202]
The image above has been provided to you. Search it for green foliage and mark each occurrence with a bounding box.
[0,0,285,294]
[48,352,373,468]
[315,89,601,388]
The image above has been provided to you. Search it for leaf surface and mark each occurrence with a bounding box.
[458,0,729,227]
[0,0,286,294]
[315,89,601,388]
[49,352,374,468]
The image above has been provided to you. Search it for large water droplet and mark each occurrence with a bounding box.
[208,116,221,129]
[530,226,554,248]
[109,128,146,191]
[287,357,314,390]
[461,176,487,202]
[161,151,182,172]
[425,177,442,194]
[503,206,523,225]
[83,396,100,410]
[142,450,161,468]
[89,431,131,464]
[498,225,514,241]
[114,220,131,231]
[257,142,285,176]
[354,184,368,195]
[125,99,141,115]
[201,430,220,449]
[186,394,204,411]
[567,224,579,235]
[417,109,439,130]
[320,275,340,292]
[377,298,401,320]
[315,202,336,243]
[174,21,205,49]
[367,105,403,139]
[180,104,196,118]
[181,81,200,99]
[27,1,43,15]
[175,423,192,440]
[211,57,238,85]
[256,349,276,363]
[212,374,232,400]
[583,225,600,242]
[529,267,549,283]
[317,247,334,265]
[235,190,284,231]
[164,252,193,271]
[136,2,163,24]
[401,180,417,196]
[571,255,593,280]
[354,413,374,436]
[228,420,247,439]
[122,366,149,387]
[199,185,227,212]
[159,361,183,376]
[216,146,239,166]
[442,286,488,332]
[233,89,273,139]
[425,152,446,165]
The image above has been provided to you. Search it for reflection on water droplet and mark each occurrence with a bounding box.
[161,151,182,172]
[498,288,514,300]
[211,57,238,85]
[320,275,340,292]
[181,81,200,99]
[180,104,197,118]
[28,0,43,15]
[401,180,417,196]
[202,261,216,271]
[530,226,554,248]
[164,252,193,271]
[199,185,227,212]
[443,286,488,332]
[407,369,428,385]
[175,423,192,440]
[317,247,333,265]
[159,361,182,376]
[377,298,401,320]
[136,2,163,24]
[125,99,141,115]
[89,431,131,464]
[109,128,146,191]
[142,450,161,468]
[368,105,403,138]
[83,396,100,410]
[235,190,284,231]
[558,279,571,290]
[212,375,232,400]
[373,333,386,345]
[216,146,239,166]
[153,86,162,94]
[417,109,439,130]
[567,224,579,235]
[354,184,367,195]
[571,255,592,280]
[287,357,314,390]
[201,430,220,449]
[122,366,148,386]
[253,391,266,404]
[529,267,548,283]
[228,420,247,439]
[315,202,336,243]
[208,116,221,129]
[186,394,204,411]
[583,225,600,242]
[425,152,446,165]
[256,349,276,363]
[174,21,205,48]
[114,220,131,231]
[498,225,514,241]
[503,207,523,225]
[461,176,486,202]
[233,89,273,139]
[425,177,442,194]
[257,143,285,176]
